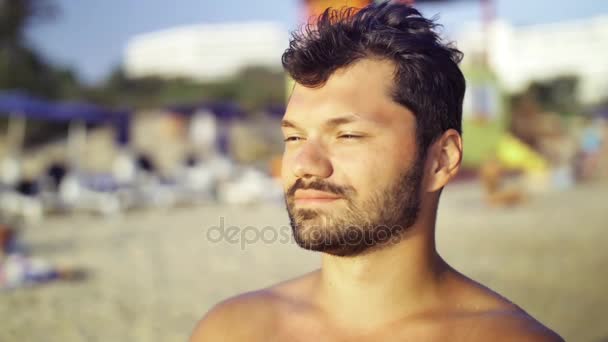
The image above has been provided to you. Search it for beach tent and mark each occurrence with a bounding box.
[1,90,132,181]
[0,91,54,156]
[0,91,134,217]
[0,91,53,118]
[1,91,130,148]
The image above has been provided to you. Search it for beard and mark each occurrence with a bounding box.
[284,158,423,257]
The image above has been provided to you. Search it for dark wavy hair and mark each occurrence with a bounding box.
[282,2,466,157]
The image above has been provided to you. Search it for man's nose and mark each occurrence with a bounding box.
[292,140,333,179]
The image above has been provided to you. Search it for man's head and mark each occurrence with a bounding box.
[281,2,465,257]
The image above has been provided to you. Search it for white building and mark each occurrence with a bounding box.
[456,16,608,104]
[124,22,289,81]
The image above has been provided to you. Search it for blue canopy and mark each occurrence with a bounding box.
[1,90,132,145]
[0,90,125,124]
[204,102,245,121]
[49,102,108,124]
[0,91,53,119]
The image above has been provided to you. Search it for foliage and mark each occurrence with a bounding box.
[523,76,581,116]
[89,66,287,112]
[0,0,66,98]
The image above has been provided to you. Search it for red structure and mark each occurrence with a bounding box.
[301,0,373,19]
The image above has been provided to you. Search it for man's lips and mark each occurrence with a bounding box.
[293,189,342,203]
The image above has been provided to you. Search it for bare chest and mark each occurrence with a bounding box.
[255,315,481,342]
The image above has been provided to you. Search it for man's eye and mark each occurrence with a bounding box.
[284,136,304,142]
[338,134,362,140]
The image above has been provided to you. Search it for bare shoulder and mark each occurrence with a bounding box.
[464,292,563,341]
[446,271,563,341]
[188,289,281,342]
[468,308,564,342]
[189,271,319,342]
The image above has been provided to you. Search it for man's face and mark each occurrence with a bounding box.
[282,58,424,257]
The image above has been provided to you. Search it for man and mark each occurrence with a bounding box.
[191,2,563,341]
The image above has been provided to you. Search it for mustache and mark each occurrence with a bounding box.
[286,178,355,198]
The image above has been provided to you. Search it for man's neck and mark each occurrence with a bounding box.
[313,226,449,330]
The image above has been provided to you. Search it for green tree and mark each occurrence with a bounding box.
[94,65,286,111]
[527,76,581,116]
[0,0,57,45]
[0,0,67,98]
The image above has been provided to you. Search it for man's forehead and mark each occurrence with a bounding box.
[284,60,410,126]
[285,87,384,125]
[286,88,306,107]
[290,59,395,101]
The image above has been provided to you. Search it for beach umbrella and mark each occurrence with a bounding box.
[1,92,126,170]
[0,91,55,156]
[0,91,53,118]
[48,102,109,124]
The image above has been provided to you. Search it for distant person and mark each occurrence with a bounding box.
[191,3,562,341]
[0,223,16,256]
[15,179,39,197]
[480,157,525,207]
[0,222,86,289]
[184,153,199,168]
[136,153,157,174]
[45,161,69,191]
[576,118,604,181]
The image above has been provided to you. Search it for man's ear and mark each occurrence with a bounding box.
[425,129,463,192]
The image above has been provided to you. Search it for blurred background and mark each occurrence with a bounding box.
[0,0,607,341]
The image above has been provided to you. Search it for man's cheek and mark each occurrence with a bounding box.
[280,153,295,182]
[342,158,394,193]
[334,153,382,176]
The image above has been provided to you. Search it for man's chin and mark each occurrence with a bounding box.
[293,234,371,257]
[289,206,332,222]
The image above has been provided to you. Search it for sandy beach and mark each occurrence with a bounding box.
[1,180,607,342]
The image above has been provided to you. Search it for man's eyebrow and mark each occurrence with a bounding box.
[281,120,299,129]
[324,115,360,128]
[281,114,364,130]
